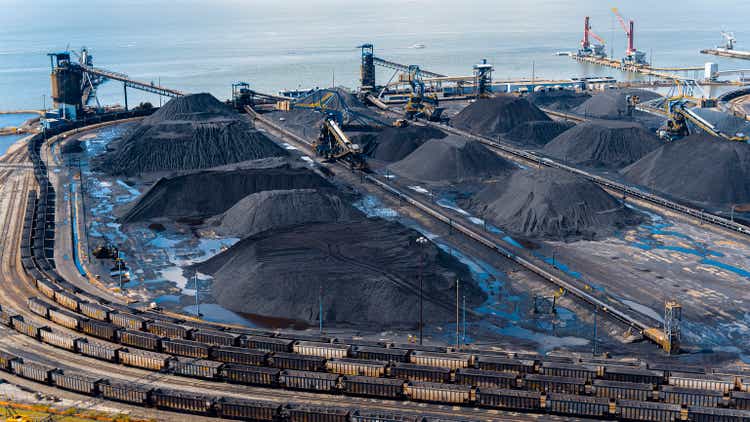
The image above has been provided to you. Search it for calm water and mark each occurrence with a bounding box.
[1,0,749,110]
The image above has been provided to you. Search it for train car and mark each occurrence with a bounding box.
[0,350,19,371]
[294,341,350,359]
[49,307,83,330]
[36,279,59,299]
[547,393,612,418]
[119,348,172,371]
[353,346,410,363]
[270,351,326,372]
[405,381,473,404]
[162,338,210,359]
[660,385,727,408]
[410,351,473,370]
[617,400,686,422]
[151,389,214,415]
[649,362,706,376]
[211,346,268,366]
[732,391,750,410]
[341,375,405,399]
[54,290,80,312]
[669,372,737,393]
[39,328,77,351]
[541,361,599,381]
[80,319,118,341]
[688,406,750,422]
[246,335,294,353]
[593,379,655,402]
[522,374,587,395]
[326,358,387,377]
[286,405,351,422]
[280,370,340,392]
[146,320,192,339]
[110,311,150,331]
[455,368,518,389]
[603,365,665,385]
[475,355,538,374]
[11,360,54,384]
[51,371,101,395]
[75,338,120,362]
[27,297,51,318]
[216,397,280,421]
[475,388,544,411]
[390,363,451,383]
[79,302,110,321]
[193,329,241,347]
[11,315,43,339]
[171,358,223,379]
[222,364,280,386]
[119,329,161,351]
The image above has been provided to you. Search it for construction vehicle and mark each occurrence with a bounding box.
[402,65,444,121]
[314,115,366,169]
[625,94,639,117]
[612,8,648,65]
[393,119,409,128]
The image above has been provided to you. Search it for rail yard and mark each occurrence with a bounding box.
[4,7,750,422]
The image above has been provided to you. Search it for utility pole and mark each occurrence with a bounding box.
[462,295,466,347]
[593,306,599,356]
[415,236,428,345]
[117,258,123,291]
[319,283,323,334]
[456,278,460,350]
[194,272,201,317]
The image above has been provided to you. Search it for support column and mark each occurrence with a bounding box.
[123,84,128,111]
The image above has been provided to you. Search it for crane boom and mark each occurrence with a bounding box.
[611,8,629,34]
[588,29,606,45]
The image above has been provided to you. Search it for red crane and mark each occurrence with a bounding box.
[612,7,635,56]
[581,16,606,50]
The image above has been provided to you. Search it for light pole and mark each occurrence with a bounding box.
[415,236,429,345]
[731,204,737,222]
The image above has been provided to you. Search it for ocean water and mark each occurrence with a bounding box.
[1,0,749,110]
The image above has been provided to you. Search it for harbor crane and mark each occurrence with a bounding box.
[720,31,736,50]
[315,115,366,169]
[579,16,607,58]
[611,8,647,65]
[402,65,444,121]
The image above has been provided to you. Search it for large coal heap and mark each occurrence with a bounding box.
[98,93,286,176]
[543,120,662,168]
[573,89,660,120]
[364,125,447,162]
[505,120,574,147]
[120,159,331,223]
[467,168,642,240]
[206,188,358,238]
[528,90,592,111]
[622,133,750,207]
[451,95,550,137]
[388,135,516,183]
[197,218,485,327]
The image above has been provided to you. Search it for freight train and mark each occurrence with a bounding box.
[8,114,750,421]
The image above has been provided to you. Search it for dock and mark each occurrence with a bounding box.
[701,48,750,61]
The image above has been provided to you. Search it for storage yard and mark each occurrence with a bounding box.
[3,15,750,421]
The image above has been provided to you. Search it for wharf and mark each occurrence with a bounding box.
[701,49,750,61]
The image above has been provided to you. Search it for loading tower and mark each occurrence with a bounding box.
[473,59,493,98]
[359,44,376,92]
[663,301,682,355]
[47,52,83,119]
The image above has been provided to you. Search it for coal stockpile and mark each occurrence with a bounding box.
[528,90,592,111]
[542,121,662,168]
[364,126,447,162]
[622,133,750,207]
[451,95,550,137]
[270,108,326,141]
[573,89,660,120]
[98,93,286,175]
[60,139,85,154]
[388,136,516,183]
[206,189,359,238]
[505,121,574,147]
[467,168,641,240]
[120,159,331,223]
[197,218,485,327]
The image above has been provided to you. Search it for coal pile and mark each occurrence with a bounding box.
[270,108,326,141]
[467,168,641,239]
[120,159,331,223]
[542,121,661,168]
[505,121,574,147]
[528,90,592,111]
[388,135,516,183]
[98,93,286,175]
[61,139,85,154]
[206,189,358,238]
[573,89,659,120]
[622,133,750,207]
[197,218,485,327]
[451,95,550,137]
[363,125,447,162]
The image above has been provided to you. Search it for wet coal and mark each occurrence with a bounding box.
[97,93,286,176]
[120,159,331,223]
[61,139,85,154]
[622,133,750,207]
[505,120,574,147]
[528,90,592,111]
[197,218,485,327]
[206,189,358,238]
[362,125,447,162]
[452,95,550,137]
[542,120,662,168]
[573,89,660,120]
[467,167,641,240]
[388,135,516,183]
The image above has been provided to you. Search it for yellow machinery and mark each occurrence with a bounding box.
[314,116,366,169]
[402,65,444,121]
[393,119,408,128]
